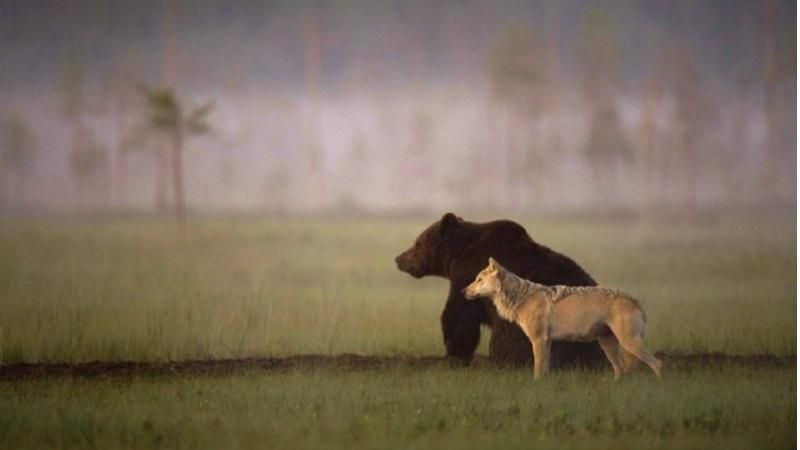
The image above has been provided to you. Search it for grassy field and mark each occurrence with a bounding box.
[0,365,794,450]
[0,214,795,362]
[0,214,795,449]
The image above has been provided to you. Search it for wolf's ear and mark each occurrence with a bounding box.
[440,212,461,234]
[489,257,506,275]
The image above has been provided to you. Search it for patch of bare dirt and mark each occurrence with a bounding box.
[0,353,793,381]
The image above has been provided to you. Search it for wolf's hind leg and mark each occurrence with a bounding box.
[614,332,662,379]
[618,349,640,374]
[597,335,623,380]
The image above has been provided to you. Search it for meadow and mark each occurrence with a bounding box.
[0,213,795,449]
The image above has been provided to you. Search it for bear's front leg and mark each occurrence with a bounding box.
[440,295,482,366]
[488,318,534,366]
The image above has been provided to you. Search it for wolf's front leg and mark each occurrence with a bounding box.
[531,338,550,380]
[541,339,552,376]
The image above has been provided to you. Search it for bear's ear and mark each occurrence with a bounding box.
[440,212,461,234]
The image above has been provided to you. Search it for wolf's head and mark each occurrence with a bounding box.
[462,257,506,300]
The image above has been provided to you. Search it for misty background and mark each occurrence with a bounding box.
[0,0,796,217]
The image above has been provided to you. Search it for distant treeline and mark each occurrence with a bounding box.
[0,0,795,215]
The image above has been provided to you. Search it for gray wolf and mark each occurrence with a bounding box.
[463,257,662,380]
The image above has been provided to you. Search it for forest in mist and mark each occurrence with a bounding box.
[0,0,796,216]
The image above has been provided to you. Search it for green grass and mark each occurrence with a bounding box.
[0,215,795,363]
[0,214,795,449]
[0,366,794,449]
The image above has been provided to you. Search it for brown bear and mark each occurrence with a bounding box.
[395,212,605,368]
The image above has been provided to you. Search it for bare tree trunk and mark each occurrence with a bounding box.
[302,8,322,209]
[10,172,19,209]
[0,169,6,207]
[680,136,697,212]
[1,171,11,208]
[506,111,517,210]
[171,126,185,231]
[101,147,111,212]
[157,0,177,214]
[761,0,779,199]
[115,148,127,209]
[161,0,177,88]
[155,141,168,212]
[485,97,502,209]
[589,158,606,207]
[111,95,126,210]
[70,114,83,210]
[686,156,697,210]
[502,102,513,210]
[639,76,659,217]
[545,1,563,158]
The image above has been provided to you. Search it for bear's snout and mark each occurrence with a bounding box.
[394,252,410,271]
[395,251,424,278]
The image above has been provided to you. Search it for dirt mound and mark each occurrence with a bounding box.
[662,352,795,368]
[0,352,793,381]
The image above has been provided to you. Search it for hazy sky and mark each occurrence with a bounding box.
[1,0,795,93]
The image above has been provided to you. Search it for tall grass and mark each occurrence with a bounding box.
[0,215,795,363]
[0,366,793,449]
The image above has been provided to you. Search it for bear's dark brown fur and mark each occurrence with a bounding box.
[395,212,605,368]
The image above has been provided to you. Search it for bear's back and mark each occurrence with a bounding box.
[465,219,596,288]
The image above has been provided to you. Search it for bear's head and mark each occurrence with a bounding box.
[395,212,463,278]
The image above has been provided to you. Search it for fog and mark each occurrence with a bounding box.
[0,0,795,216]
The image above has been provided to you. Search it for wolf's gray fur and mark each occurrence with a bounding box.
[493,264,644,322]
[464,257,662,380]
